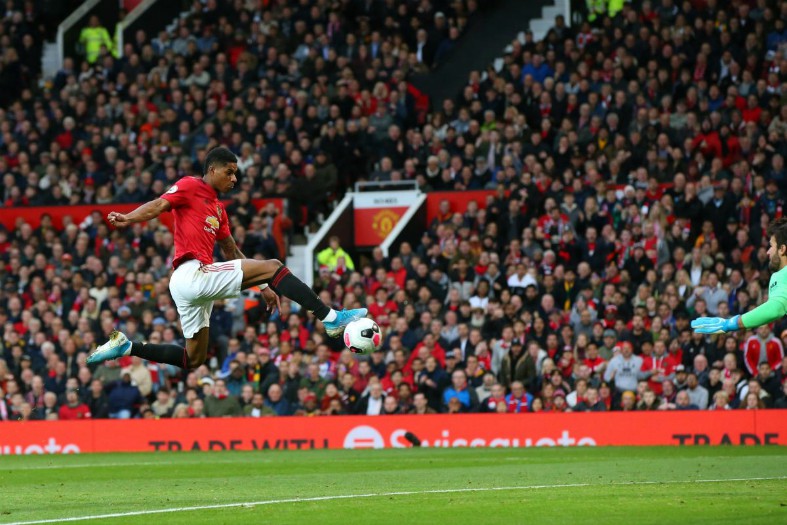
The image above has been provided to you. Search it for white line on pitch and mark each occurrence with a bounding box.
[2,476,785,525]
[3,460,273,471]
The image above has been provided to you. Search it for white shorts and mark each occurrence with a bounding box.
[169,259,243,339]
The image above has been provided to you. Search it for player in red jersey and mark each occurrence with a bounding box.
[87,147,366,370]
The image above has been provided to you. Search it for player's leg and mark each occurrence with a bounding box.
[89,304,211,370]
[129,320,210,369]
[128,295,212,368]
[88,262,214,370]
[239,258,367,336]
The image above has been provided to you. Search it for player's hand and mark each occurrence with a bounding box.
[691,315,740,334]
[261,286,281,314]
[107,212,131,228]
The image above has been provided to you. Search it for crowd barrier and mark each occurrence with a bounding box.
[2,411,785,455]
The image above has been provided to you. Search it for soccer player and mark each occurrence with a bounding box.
[692,218,787,335]
[87,147,366,370]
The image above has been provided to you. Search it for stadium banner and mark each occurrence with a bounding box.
[2,411,786,455]
[425,190,497,224]
[353,191,420,247]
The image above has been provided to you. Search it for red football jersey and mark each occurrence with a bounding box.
[160,177,231,268]
[58,404,91,420]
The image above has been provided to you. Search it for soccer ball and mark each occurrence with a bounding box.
[343,317,382,354]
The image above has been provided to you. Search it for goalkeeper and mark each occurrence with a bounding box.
[693,218,787,334]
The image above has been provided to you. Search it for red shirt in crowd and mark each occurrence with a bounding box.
[58,403,91,420]
[640,354,676,395]
[368,299,399,328]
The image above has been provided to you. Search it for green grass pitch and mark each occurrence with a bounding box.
[1,447,786,524]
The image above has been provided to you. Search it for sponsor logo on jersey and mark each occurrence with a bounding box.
[204,216,220,234]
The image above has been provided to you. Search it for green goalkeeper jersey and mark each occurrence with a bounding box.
[741,265,787,329]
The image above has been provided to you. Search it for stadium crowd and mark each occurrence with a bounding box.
[3,0,787,420]
[1,0,468,230]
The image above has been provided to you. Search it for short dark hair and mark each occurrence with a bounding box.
[768,217,787,253]
[204,146,237,175]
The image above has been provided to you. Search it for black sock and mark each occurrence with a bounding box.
[271,266,331,320]
[131,342,191,370]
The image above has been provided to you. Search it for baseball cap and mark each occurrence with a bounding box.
[603,329,617,338]
[152,317,166,326]
[675,365,686,373]
[118,305,131,316]
[304,392,317,402]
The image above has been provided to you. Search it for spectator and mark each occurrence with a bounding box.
[245,392,275,417]
[356,383,385,416]
[409,392,437,415]
[106,373,142,419]
[685,373,710,410]
[604,342,645,395]
[774,382,787,409]
[499,341,536,390]
[86,379,110,419]
[504,381,532,413]
[620,391,637,411]
[204,379,242,417]
[151,389,175,418]
[660,390,699,411]
[442,369,479,412]
[265,384,292,416]
[122,357,152,398]
[575,388,606,412]
[58,387,91,420]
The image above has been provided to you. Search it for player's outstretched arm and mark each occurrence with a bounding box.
[108,198,171,228]
[739,297,787,330]
[690,315,741,335]
[692,297,787,334]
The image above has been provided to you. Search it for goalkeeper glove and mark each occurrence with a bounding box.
[690,315,741,335]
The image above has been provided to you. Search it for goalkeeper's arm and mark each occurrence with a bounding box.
[740,295,787,329]
[692,295,787,334]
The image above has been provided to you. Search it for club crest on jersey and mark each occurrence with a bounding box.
[204,216,220,234]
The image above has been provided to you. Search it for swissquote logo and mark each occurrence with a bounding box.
[342,426,597,449]
[343,426,385,449]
